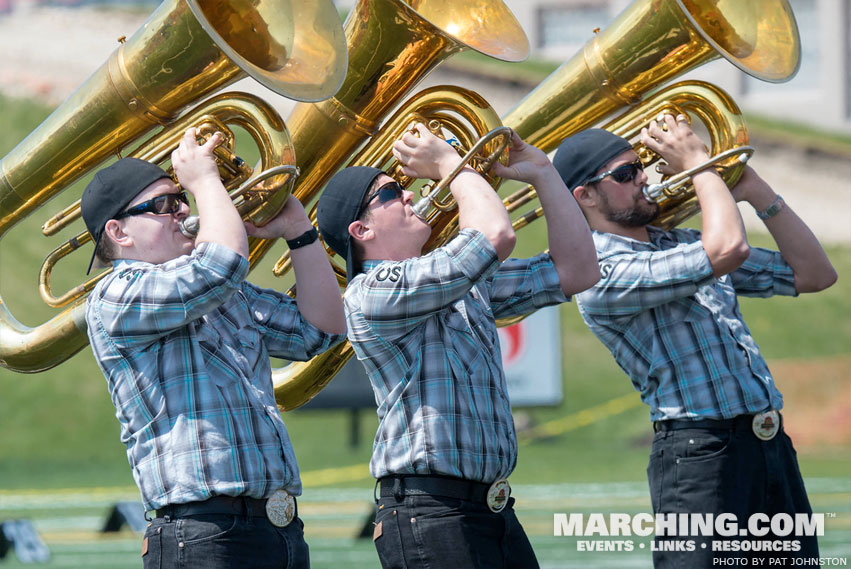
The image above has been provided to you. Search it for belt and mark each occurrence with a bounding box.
[378,475,492,503]
[154,495,292,519]
[653,414,779,433]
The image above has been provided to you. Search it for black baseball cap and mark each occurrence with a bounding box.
[80,157,172,274]
[316,166,384,282]
[552,129,633,191]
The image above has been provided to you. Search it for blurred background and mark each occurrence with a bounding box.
[0,0,849,567]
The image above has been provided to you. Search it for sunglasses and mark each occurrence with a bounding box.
[585,160,644,185]
[357,181,404,218]
[115,191,189,219]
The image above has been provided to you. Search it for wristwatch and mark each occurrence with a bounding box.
[756,195,784,220]
[285,228,319,250]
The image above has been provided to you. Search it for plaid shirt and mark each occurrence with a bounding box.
[345,229,567,482]
[85,242,343,511]
[575,227,797,421]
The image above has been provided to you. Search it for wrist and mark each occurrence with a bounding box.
[285,227,319,250]
[282,220,316,241]
[755,195,784,220]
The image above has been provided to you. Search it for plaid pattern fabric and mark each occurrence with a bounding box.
[575,226,797,421]
[345,229,567,482]
[85,242,343,511]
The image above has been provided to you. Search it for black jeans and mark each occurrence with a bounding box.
[373,493,539,569]
[648,424,818,568]
[142,514,309,569]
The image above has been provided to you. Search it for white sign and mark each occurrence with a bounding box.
[498,305,563,407]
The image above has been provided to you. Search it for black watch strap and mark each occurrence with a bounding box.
[285,228,319,250]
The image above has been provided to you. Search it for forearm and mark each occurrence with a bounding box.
[535,168,600,294]
[452,167,515,260]
[695,170,749,276]
[746,181,837,293]
[289,239,347,334]
[194,184,249,259]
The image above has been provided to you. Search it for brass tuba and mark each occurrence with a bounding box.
[499,0,800,229]
[271,86,509,411]
[243,0,530,267]
[0,0,348,372]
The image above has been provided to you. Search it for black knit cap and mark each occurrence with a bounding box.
[552,129,633,191]
[316,166,384,282]
[80,157,172,274]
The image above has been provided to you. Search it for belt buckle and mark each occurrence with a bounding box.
[265,489,295,528]
[752,410,780,441]
[486,479,510,513]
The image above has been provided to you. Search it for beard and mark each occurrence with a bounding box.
[598,189,659,227]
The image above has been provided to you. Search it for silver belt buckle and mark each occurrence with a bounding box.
[265,489,295,528]
[752,410,780,441]
[486,479,511,513]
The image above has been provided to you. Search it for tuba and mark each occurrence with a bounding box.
[243,0,530,267]
[500,0,800,228]
[0,0,348,372]
[271,86,509,411]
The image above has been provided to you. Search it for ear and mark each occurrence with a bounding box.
[572,184,597,208]
[103,219,133,248]
[348,219,373,243]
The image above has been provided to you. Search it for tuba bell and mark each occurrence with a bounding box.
[499,0,800,230]
[0,0,348,373]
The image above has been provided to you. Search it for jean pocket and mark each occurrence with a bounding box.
[178,514,240,545]
[675,429,733,463]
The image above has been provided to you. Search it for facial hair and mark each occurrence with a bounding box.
[598,188,659,227]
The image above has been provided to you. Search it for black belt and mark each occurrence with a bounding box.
[154,495,291,519]
[378,475,492,503]
[653,414,775,433]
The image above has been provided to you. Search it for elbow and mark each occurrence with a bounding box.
[558,260,601,296]
[491,227,516,262]
[709,240,750,277]
[796,266,838,293]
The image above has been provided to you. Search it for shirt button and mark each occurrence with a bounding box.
[178,542,184,548]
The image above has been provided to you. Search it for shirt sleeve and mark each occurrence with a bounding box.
[485,252,568,320]
[578,239,715,317]
[240,282,346,361]
[352,229,499,336]
[728,246,798,298]
[88,242,248,348]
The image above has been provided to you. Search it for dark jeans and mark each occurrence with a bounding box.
[648,424,818,569]
[373,493,539,569]
[142,514,309,569]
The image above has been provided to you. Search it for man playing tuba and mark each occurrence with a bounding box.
[554,116,837,567]
[316,124,600,569]
[82,128,346,568]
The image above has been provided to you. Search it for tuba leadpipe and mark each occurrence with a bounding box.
[0,0,347,373]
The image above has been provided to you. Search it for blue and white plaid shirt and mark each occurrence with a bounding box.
[345,229,567,482]
[85,242,343,511]
[575,226,797,421]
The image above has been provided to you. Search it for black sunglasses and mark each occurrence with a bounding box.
[585,160,644,185]
[357,181,404,218]
[115,191,189,219]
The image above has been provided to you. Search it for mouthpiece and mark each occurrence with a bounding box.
[179,216,199,238]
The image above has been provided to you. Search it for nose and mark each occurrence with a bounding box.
[175,199,191,219]
[402,190,415,204]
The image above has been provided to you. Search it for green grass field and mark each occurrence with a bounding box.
[1,93,849,567]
